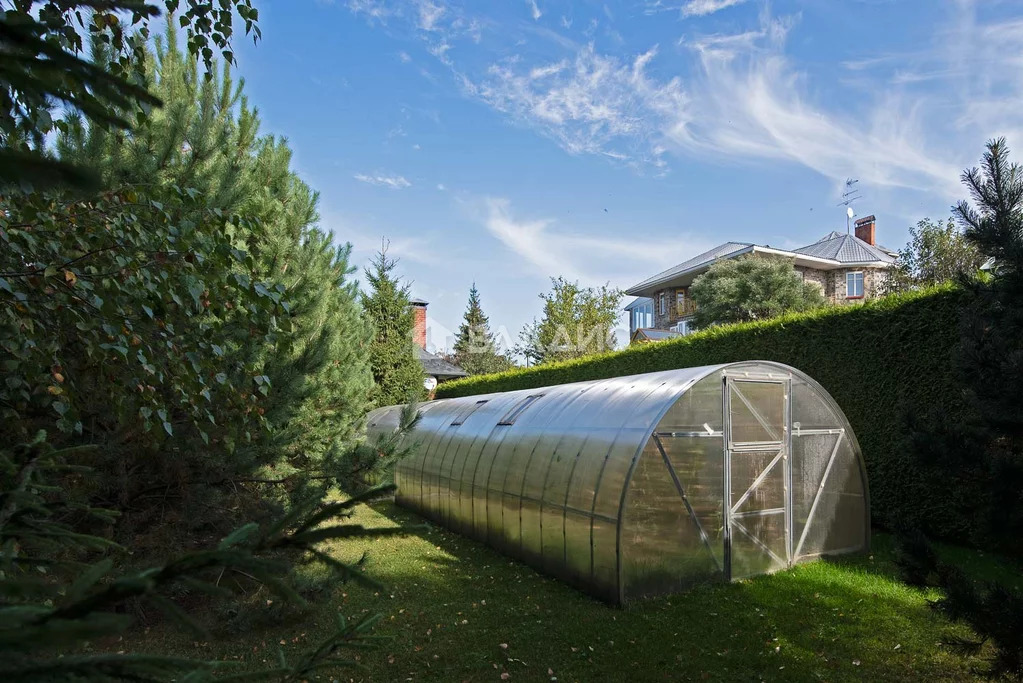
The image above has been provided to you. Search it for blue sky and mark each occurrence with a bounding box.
[230,0,1023,353]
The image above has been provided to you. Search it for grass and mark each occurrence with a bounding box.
[122,500,1019,682]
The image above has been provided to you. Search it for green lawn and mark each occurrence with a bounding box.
[124,500,1018,682]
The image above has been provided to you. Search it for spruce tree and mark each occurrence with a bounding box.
[452,284,513,375]
[363,248,425,407]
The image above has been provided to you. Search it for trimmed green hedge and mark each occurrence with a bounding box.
[438,286,976,542]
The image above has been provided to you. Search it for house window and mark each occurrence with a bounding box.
[846,271,864,299]
[658,293,667,316]
[630,301,653,333]
[675,289,686,315]
[672,320,692,336]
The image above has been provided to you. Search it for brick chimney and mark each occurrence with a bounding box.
[411,298,427,349]
[854,215,876,245]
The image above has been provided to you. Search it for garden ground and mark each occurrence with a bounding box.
[124,500,1020,682]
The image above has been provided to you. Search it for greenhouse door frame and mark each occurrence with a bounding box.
[722,374,792,581]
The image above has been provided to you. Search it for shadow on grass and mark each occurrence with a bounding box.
[114,499,997,682]
[348,500,982,682]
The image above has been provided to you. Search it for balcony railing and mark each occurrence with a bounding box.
[675,298,698,318]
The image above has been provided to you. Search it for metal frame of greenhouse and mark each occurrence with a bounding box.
[366,361,870,604]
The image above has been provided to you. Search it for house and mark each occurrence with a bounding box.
[625,215,897,338]
[411,298,467,395]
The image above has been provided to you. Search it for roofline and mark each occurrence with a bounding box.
[625,243,894,297]
[623,296,653,311]
[625,244,755,296]
[752,245,841,267]
[834,261,894,268]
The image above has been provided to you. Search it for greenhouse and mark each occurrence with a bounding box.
[366,361,869,604]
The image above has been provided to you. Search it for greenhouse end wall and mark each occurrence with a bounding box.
[366,361,869,604]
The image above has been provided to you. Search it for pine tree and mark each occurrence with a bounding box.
[0,1,261,189]
[896,138,1023,678]
[363,248,425,407]
[52,26,374,538]
[452,284,513,375]
[57,26,261,210]
[0,432,412,680]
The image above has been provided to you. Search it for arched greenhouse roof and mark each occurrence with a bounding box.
[367,361,869,603]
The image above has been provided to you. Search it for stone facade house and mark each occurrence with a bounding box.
[625,216,897,338]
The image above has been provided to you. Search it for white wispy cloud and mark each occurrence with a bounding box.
[417,0,444,31]
[872,13,1023,158]
[669,13,963,194]
[353,173,412,189]
[343,0,1017,197]
[527,0,542,21]
[473,45,686,170]
[644,0,748,18]
[334,220,454,268]
[480,197,683,284]
[679,0,749,18]
[345,0,394,22]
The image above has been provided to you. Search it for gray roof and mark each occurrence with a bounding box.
[626,229,897,296]
[410,297,429,306]
[793,232,895,264]
[628,242,752,293]
[624,296,653,311]
[633,328,682,341]
[416,346,468,379]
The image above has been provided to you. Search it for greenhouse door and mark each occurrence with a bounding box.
[724,378,791,580]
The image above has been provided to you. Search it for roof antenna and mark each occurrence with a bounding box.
[837,178,861,233]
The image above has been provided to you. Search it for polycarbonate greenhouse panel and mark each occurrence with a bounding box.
[366,361,870,604]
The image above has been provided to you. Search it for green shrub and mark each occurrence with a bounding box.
[437,286,979,545]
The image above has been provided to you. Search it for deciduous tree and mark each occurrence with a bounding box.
[517,277,622,365]
[885,217,986,293]
[689,257,826,329]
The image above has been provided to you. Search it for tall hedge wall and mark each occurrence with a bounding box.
[437,287,976,543]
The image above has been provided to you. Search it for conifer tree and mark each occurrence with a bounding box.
[363,248,425,407]
[53,26,374,535]
[896,138,1023,678]
[0,1,261,188]
[453,284,513,375]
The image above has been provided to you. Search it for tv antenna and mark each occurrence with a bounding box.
[837,178,862,233]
